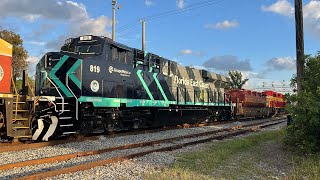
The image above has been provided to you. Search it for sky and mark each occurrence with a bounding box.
[0,0,319,91]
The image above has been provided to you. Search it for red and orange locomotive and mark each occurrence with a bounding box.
[227,89,286,119]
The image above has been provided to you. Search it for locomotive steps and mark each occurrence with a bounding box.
[0,118,285,180]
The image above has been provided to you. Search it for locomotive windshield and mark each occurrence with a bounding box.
[75,44,101,54]
[61,43,102,55]
[61,36,103,55]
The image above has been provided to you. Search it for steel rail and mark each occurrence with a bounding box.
[0,136,98,153]
[15,119,285,180]
[0,116,284,152]
[1,119,284,172]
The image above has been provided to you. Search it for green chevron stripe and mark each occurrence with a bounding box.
[67,59,82,89]
[49,55,72,97]
[137,69,154,100]
[153,73,168,102]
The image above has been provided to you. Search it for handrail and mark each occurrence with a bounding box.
[66,74,79,120]
[26,78,38,113]
[11,76,18,122]
[42,71,65,114]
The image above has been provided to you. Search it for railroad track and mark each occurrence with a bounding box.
[0,118,285,180]
[0,116,283,153]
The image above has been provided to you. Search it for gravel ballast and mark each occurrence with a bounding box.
[0,118,273,166]
[0,118,285,179]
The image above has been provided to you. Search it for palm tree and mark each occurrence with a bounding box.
[228,70,249,89]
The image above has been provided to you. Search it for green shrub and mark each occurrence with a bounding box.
[285,52,320,153]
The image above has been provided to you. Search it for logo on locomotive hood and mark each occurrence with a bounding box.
[108,66,131,77]
[0,65,4,82]
[174,75,209,89]
[90,80,100,92]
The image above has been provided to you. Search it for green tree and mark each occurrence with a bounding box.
[15,76,35,91]
[228,70,249,89]
[0,30,28,82]
[286,52,320,153]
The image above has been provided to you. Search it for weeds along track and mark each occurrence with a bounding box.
[0,118,285,180]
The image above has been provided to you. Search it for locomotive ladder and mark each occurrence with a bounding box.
[10,77,33,141]
[55,97,77,137]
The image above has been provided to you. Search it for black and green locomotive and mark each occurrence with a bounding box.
[33,35,231,141]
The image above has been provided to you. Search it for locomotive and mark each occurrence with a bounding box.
[32,35,232,141]
[228,89,286,119]
[0,38,33,141]
[0,35,286,142]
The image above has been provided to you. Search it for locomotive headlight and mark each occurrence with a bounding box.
[80,35,92,41]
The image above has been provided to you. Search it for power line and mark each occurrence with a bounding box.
[117,0,228,33]
[145,0,226,21]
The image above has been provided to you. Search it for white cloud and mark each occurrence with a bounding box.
[266,57,296,71]
[303,1,320,38]
[261,0,294,16]
[179,49,204,57]
[180,49,193,55]
[177,0,185,9]
[0,0,112,50]
[74,16,111,37]
[26,56,40,76]
[262,0,320,38]
[22,14,42,22]
[205,20,239,30]
[203,55,252,71]
[26,41,46,46]
[145,0,154,6]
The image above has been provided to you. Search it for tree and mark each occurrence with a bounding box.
[228,70,249,89]
[285,52,320,153]
[15,76,35,91]
[0,30,28,82]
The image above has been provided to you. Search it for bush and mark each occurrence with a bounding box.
[285,52,320,153]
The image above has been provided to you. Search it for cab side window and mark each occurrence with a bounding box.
[111,47,119,61]
[119,49,126,64]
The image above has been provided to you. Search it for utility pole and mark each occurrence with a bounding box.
[112,0,117,41]
[141,19,146,51]
[294,0,304,92]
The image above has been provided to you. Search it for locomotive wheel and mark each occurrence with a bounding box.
[80,121,93,136]
[103,122,115,134]
[0,112,4,129]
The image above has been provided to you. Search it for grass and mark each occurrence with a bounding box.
[287,155,320,180]
[144,129,320,179]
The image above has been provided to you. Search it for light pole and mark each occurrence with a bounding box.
[141,19,146,51]
[112,0,121,41]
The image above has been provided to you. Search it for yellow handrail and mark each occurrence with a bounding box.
[26,79,38,112]
[11,76,18,122]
